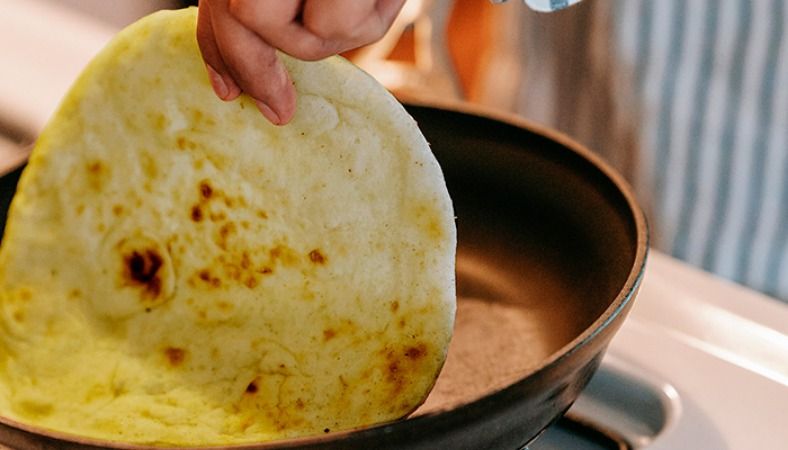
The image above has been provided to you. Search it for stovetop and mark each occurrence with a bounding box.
[532,252,788,449]
[2,2,787,449]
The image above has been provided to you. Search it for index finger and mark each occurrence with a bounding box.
[207,0,297,124]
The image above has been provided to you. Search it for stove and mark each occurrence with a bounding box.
[534,252,788,449]
[1,1,787,449]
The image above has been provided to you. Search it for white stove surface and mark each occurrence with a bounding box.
[565,252,788,449]
[2,2,788,449]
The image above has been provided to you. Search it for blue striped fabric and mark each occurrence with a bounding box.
[612,0,788,300]
[699,0,751,271]
[652,0,687,255]
[736,0,784,284]
[513,0,788,302]
[670,1,720,262]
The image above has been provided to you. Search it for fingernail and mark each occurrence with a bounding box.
[206,65,229,99]
[255,100,282,125]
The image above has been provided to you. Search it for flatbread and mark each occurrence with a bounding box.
[0,7,455,446]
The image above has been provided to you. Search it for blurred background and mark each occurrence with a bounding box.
[0,0,630,200]
[2,2,787,449]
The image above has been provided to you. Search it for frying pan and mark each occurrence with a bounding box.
[0,100,648,449]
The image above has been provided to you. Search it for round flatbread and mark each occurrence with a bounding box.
[0,7,455,446]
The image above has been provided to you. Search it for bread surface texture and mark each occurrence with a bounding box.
[0,8,455,445]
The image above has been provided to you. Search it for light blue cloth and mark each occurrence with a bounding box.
[511,0,788,301]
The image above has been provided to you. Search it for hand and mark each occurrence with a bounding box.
[196,0,406,125]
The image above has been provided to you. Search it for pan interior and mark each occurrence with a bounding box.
[409,105,638,414]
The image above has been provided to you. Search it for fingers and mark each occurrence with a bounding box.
[196,0,405,125]
[198,0,296,124]
[196,1,241,101]
[228,0,338,60]
[229,0,406,60]
[303,0,406,51]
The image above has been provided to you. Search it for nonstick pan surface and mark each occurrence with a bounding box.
[0,101,648,449]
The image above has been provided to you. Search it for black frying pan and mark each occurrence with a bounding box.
[0,101,648,449]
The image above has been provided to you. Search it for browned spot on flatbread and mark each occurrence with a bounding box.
[308,249,327,265]
[199,180,213,200]
[245,380,259,394]
[404,343,427,360]
[150,112,168,132]
[381,342,431,398]
[87,161,103,175]
[216,300,233,311]
[164,347,186,367]
[195,269,222,288]
[176,136,197,150]
[269,245,299,267]
[323,328,336,341]
[240,252,252,269]
[85,160,109,190]
[122,249,163,300]
[412,203,445,241]
[190,205,203,222]
[215,222,236,250]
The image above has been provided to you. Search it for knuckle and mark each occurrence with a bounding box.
[305,18,340,41]
[295,39,337,61]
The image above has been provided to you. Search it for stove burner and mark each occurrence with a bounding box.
[527,415,631,450]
